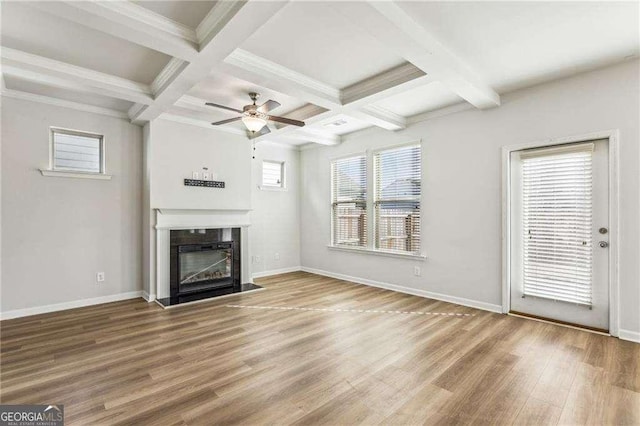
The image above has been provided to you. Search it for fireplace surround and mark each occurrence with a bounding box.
[153,209,260,307]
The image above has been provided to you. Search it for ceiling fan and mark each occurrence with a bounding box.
[206,92,305,138]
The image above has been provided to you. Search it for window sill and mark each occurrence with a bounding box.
[40,169,112,180]
[327,245,426,260]
[258,185,287,192]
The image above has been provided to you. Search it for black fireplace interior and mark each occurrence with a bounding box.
[156,228,259,307]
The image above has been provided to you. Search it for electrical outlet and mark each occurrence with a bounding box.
[96,272,105,283]
[252,255,261,264]
[274,253,280,260]
[413,266,421,277]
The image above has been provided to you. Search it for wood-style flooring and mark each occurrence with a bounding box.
[1,272,639,425]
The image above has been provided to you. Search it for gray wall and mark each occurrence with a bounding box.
[251,142,301,276]
[300,60,640,336]
[1,98,143,313]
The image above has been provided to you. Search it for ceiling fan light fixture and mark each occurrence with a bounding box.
[241,115,267,132]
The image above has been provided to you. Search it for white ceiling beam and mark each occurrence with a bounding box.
[131,1,288,123]
[221,49,342,109]
[280,131,341,146]
[334,1,500,109]
[29,1,199,62]
[1,48,153,105]
[217,55,432,138]
[350,105,406,131]
[158,113,246,136]
[1,88,129,120]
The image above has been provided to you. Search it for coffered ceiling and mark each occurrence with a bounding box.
[1,1,638,146]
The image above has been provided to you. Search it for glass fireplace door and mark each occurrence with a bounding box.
[178,243,233,294]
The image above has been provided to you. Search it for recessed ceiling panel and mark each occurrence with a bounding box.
[372,82,463,117]
[241,2,405,89]
[400,1,640,92]
[4,75,134,112]
[187,72,308,116]
[1,2,171,84]
[132,1,217,29]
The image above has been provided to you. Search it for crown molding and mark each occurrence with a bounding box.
[94,1,198,43]
[1,88,130,120]
[407,102,473,125]
[151,58,188,95]
[355,104,406,130]
[196,1,247,45]
[226,49,341,104]
[1,48,153,105]
[174,95,213,113]
[31,1,198,61]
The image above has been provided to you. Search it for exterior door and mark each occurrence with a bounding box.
[510,139,609,331]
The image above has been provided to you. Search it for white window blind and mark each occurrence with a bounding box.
[52,128,103,174]
[331,156,367,247]
[374,145,421,254]
[521,143,594,306]
[262,160,284,188]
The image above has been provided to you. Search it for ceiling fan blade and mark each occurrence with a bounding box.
[211,117,242,126]
[205,102,243,114]
[248,125,271,139]
[257,100,281,113]
[267,115,305,127]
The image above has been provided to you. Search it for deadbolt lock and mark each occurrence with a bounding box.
[599,227,608,234]
[599,241,609,248]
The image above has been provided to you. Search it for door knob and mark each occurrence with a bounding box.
[599,241,609,248]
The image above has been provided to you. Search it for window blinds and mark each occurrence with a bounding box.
[374,145,421,254]
[521,143,594,306]
[53,130,103,173]
[331,156,367,247]
[262,161,284,187]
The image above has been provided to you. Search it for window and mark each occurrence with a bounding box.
[330,143,422,257]
[262,160,285,189]
[374,145,421,254]
[51,128,104,174]
[331,155,367,247]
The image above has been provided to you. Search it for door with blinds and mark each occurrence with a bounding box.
[510,139,609,331]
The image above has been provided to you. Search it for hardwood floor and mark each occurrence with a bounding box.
[1,271,638,425]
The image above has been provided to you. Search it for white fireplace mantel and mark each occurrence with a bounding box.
[152,208,252,301]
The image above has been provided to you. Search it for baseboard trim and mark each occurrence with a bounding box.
[252,266,302,279]
[619,329,640,343]
[141,291,156,302]
[0,291,144,320]
[300,267,503,314]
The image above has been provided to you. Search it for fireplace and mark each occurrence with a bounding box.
[166,228,243,305]
[178,242,233,293]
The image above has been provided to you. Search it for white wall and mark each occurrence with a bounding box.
[250,142,301,277]
[300,60,640,336]
[1,98,143,314]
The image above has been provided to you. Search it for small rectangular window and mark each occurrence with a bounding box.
[262,160,285,188]
[331,155,367,248]
[51,128,104,174]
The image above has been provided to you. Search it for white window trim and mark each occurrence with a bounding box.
[42,127,112,180]
[260,160,286,191]
[329,141,425,258]
[327,244,426,260]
